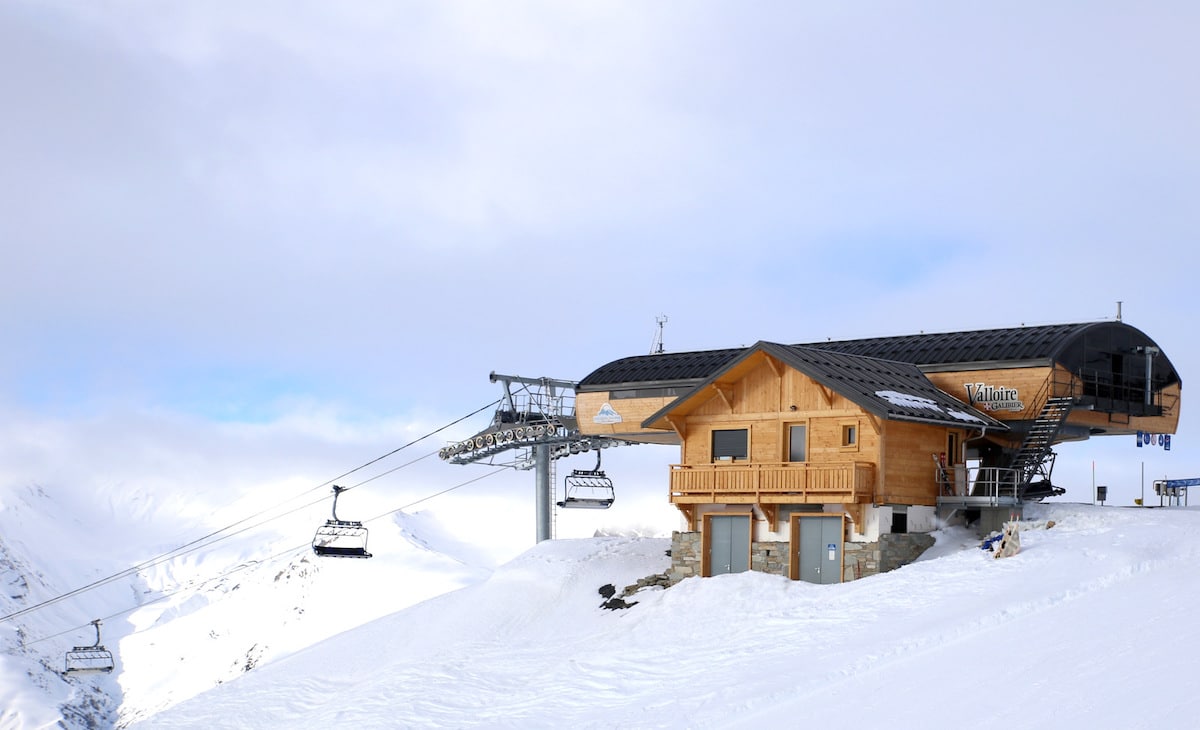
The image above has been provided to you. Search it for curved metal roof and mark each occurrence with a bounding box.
[806,322,1096,366]
[577,347,744,388]
[578,321,1180,389]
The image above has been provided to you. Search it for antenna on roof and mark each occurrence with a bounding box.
[1116,301,1123,322]
[650,314,668,355]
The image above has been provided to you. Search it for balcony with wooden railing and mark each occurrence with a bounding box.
[669,461,875,504]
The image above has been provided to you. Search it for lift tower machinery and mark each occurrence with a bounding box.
[438,372,634,542]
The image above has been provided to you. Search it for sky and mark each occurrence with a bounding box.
[2,1,1199,542]
[23,501,1194,729]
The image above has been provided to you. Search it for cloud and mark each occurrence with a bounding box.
[0,1,1197,504]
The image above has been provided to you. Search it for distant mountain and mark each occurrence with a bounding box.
[0,481,494,729]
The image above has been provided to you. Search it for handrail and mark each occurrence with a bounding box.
[1017,369,1076,423]
[935,463,1021,505]
[1074,367,1176,414]
[669,461,874,501]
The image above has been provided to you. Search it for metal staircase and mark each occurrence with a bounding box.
[1008,393,1074,492]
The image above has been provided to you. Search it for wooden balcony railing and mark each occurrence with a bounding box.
[669,461,875,503]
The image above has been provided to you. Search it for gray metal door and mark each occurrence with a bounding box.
[797,516,842,584]
[709,515,750,575]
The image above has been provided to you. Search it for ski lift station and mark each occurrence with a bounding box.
[443,319,1181,584]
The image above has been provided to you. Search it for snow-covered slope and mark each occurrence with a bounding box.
[115,509,494,726]
[135,503,1200,729]
[0,483,169,729]
[0,481,497,729]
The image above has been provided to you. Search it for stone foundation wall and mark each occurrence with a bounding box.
[842,540,881,581]
[880,532,936,572]
[840,533,936,580]
[667,531,701,585]
[751,541,789,576]
[668,530,934,584]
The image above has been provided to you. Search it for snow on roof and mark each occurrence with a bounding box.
[875,390,941,411]
[875,390,987,424]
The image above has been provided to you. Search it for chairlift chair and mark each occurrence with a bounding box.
[312,485,372,558]
[64,619,115,674]
[558,451,615,510]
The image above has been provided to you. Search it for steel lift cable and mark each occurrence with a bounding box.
[1,458,423,625]
[313,399,499,492]
[0,401,500,626]
[17,465,508,650]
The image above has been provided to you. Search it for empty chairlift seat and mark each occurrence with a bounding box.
[64,619,114,674]
[312,485,373,559]
[558,452,615,510]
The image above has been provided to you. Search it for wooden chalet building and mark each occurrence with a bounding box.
[575,321,1181,584]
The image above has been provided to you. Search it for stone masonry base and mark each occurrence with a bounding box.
[666,531,935,585]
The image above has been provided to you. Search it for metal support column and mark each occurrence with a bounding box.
[534,443,551,542]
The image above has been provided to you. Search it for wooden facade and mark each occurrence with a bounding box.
[576,361,1182,450]
[575,391,682,445]
[574,322,1183,582]
[923,364,1180,443]
[630,349,985,535]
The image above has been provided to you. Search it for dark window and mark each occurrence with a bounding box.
[610,386,692,400]
[712,429,748,462]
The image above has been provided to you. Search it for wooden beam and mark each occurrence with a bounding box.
[711,383,735,412]
[864,412,883,435]
[765,355,783,379]
[843,504,865,534]
[665,415,687,439]
[675,504,697,531]
[817,384,835,408]
[758,504,779,532]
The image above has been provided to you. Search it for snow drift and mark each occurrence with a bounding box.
[135,502,1200,729]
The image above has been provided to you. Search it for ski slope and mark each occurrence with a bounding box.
[133,502,1200,729]
[0,480,498,729]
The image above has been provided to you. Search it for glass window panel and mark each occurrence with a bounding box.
[788,425,806,462]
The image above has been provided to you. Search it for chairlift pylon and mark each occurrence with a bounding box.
[557,450,615,510]
[312,485,372,558]
[64,619,115,674]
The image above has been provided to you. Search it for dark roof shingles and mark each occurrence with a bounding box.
[579,323,1097,388]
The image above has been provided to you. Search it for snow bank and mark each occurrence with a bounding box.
[137,504,1200,730]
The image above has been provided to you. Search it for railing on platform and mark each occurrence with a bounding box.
[935,463,1021,506]
[669,461,874,502]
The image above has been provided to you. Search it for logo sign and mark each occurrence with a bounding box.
[964,383,1024,412]
[593,402,623,425]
